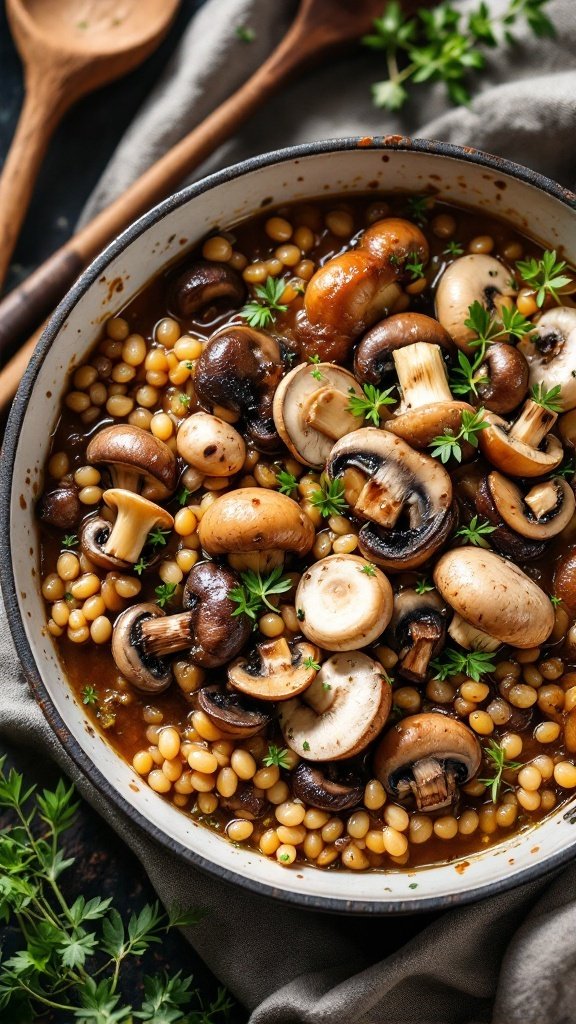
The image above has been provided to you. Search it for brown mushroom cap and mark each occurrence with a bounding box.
[292,762,364,812]
[486,471,575,540]
[358,218,429,272]
[176,412,246,477]
[228,638,320,701]
[169,259,246,317]
[373,712,482,808]
[553,547,576,616]
[433,547,554,648]
[435,254,516,353]
[476,342,529,414]
[111,603,173,693]
[304,250,401,342]
[354,312,455,388]
[86,424,177,500]
[198,487,315,558]
[279,652,392,761]
[196,685,274,738]
[474,475,547,562]
[295,554,394,651]
[37,484,81,529]
[182,561,252,668]
[479,407,563,477]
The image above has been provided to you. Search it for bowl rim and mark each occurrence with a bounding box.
[3,135,576,915]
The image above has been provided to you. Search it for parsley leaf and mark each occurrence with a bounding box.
[516,249,572,307]
[346,383,397,426]
[429,407,489,463]
[455,515,496,547]
[155,582,177,608]
[310,478,348,518]
[303,656,321,671]
[241,277,288,329]
[276,469,299,497]
[228,567,292,621]
[431,647,496,682]
[81,685,99,706]
[236,25,255,42]
[262,744,291,769]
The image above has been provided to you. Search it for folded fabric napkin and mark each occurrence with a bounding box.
[3,1,576,1021]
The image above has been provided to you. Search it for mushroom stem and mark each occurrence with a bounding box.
[302,386,363,439]
[258,638,293,672]
[139,613,193,657]
[393,343,453,410]
[524,480,560,519]
[110,466,142,493]
[355,471,406,528]
[509,399,557,448]
[103,490,173,564]
[448,612,501,653]
[410,756,456,811]
[400,620,442,681]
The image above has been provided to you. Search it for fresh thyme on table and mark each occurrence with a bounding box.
[362,0,555,110]
[0,761,233,1023]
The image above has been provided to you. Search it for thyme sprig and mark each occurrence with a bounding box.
[228,567,292,622]
[516,249,572,307]
[241,277,288,329]
[346,383,397,426]
[480,739,523,802]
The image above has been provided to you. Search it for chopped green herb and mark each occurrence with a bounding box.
[346,383,397,426]
[405,195,431,226]
[450,301,532,398]
[322,682,332,691]
[64,592,74,603]
[62,534,78,549]
[455,514,496,548]
[177,486,191,506]
[310,478,348,518]
[429,407,489,464]
[184,361,195,370]
[408,882,419,889]
[443,240,464,257]
[296,608,305,621]
[530,382,563,413]
[480,738,523,802]
[235,24,256,42]
[303,657,321,672]
[415,577,434,594]
[179,393,191,408]
[134,556,148,576]
[431,647,496,682]
[302,740,311,752]
[278,853,291,862]
[148,526,171,549]
[81,685,98,706]
[276,469,299,497]
[555,456,576,479]
[241,277,288,329]
[550,595,563,607]
[155,582,177,608]
[263,744,291,769]
[516,249,572,307]
[311,368,324,381]
[359,562,377,576]
[228,567,292,621]
[405,253,425,279]
[307,354,321,364]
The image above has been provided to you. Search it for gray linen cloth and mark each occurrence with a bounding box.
[3,1,576,1021]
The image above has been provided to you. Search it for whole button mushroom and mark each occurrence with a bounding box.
[176,412,245,478]
[193,325,284,452]
[169,259,246,318]
[295,554,393,652]
[354,311,455,389]
[37,483,81,530]
[325,428,455,571]
[519,307,576,412]
[86,424,177,501]
[389,587,447,684]
[279,652,392,761]
[433,546,554,651]
[479,395,563,477]
[292,762,364,812]
[198,487,314,573]
[80,489,173,571]
[374,712,482,812]
[228,637,320,701]
[272,362,364,469]
[435,254,516,353]
[475,342,529,415]
[358,217,429,269]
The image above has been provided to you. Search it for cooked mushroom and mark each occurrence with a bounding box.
[272,362,364,469]
[475,342,530,414]
[433,546,554,651]
[386,341,475,450]
[279,652,391,761]
[169,259,246,317]
[111,563,251,688]
[373,713,482,812]
[37,483,81,529]
[354,312,455,388]
[485,471,575,540]
[86,424,177,500]
[292,762,364,812]
[295,554,393,651]
[80,489,173,570]
[176,412,245,477]
[198,487,314,573]
[358,217,429,270]
[479,397,563,476]
[435,254,516,353]
[326,428,455,570]
[193,325,283,451]
[559,408,576,450]
[518,307,576,411]
[390,588,447,683]
[228,637,320,701]
[196,685,274,738]
[553,547,576,616]
[474,475,547,562]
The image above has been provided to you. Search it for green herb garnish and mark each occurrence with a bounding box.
[405,253,425,279]
[530,382,563,413]
[415,577,434,594]
[443,240,464,257]
[241,277,288,329]
[62,534,78,549]
[431,647,496,682]
[228,567,292,622]
[134,556,148,576]
[235,25,255,42]
[148,526,171,549]
[310,478,348,518]
[263,744,291,769]
[359,563,377,576]
[302,741,311,752]
[429,407,489,464]
[303,657,321,671]
[177,487,191,507]
[81,685,98,706]
[480,738,523,802]
[346,383,397,426]
[155,582,177,608]
[455,515,496,547]
[516,249,572,307]
[550,595,563,607]
[276,469,299,497]
[449,301,532,398]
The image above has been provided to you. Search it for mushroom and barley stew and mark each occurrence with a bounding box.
[38,194,576,872]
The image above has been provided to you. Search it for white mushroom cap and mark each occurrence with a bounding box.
[177,412,246,477]
[435,254,516,352]
[518,307,576,411]
[295,554,393,651]
[272,362,364,469]
[279,651,392,760]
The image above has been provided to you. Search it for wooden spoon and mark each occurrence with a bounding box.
[0,0,427,407]
[0,0,181,289]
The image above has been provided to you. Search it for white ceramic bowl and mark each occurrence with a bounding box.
[3,138,576,913]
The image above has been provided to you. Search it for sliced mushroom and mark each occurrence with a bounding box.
[476,342,529,414]
[196,685,274,738]
[37,484,81,529]
[374,713,482,812]
[228,638,320,701]
[295,554,393,651]
[176,412,245,477]
[386,342,475,450]
[292,762,364,812]
[479,399,563,477]
[111,603,173,693]
[390,588,447,683]
[169,259,246,318]
[354,312,455,388]
[326,428,455,570]
[80,489,173,570]
[193,326,284,452]
[86,424,177,500]
[272,362,364,469]
[518,307,576,411]
[198,487,314,573]
[486,471,575,540]
[433,546,554,651]
[435,254,516,353]
[474,475,547,562]
[279,652,391,761]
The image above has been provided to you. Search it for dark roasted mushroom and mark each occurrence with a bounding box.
[476,342,529,414]
[194,325,283,451]
[196,685,274,738]
[37,484,81,529]
[374,713,482,812]
[219,786,268,819]
[354,312,455,388]
[390,588,447,683]
[86,424,177,500]
[326,428,455,571]
[292,762,364,812]
[169,259,246,318]
[553,547,576,616]
[474,475,547,562]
